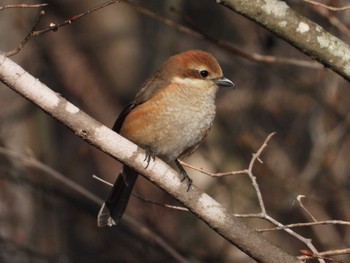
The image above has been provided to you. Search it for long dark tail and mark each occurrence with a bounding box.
[97,165,138,227]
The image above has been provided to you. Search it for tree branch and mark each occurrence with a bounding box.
[0,3,48,11]
[217,0,350,82]
[0,54,300,262]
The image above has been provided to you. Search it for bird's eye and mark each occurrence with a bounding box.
[199,70,209,78]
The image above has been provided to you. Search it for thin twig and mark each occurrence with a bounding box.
[132,193,189,211]
[5,10,46,57]
[303,0,350,11]
[265,215,326,263]
[181,133,276,178]
[0,3,48,11]
[4,0,121,57]
[234,203,325,262]
[234,213,264,218]
[183,133,276,214]
[246,132,277,214]
[201,132,326,263]
[93,174,189,211]
[92,174,113,186]
[32,0,121,36]
[297,195,318,222]
[180,161,247,177]
[304,0,350,38]
[233,134,324,259]
[299,248,350,260]
[259,220,350,232]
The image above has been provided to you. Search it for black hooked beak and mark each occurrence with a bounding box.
[214,77,235,88]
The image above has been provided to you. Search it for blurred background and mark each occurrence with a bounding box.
[0,0,349,262]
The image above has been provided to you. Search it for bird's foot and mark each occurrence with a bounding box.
[180,170,193,192]
[175,159,192,192]
[144,146,156,168]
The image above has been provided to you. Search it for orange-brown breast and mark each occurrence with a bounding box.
[119,80,217,162]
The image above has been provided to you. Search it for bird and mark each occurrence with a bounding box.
[97,50,235,227]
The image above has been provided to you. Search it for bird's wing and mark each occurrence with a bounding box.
[133,72,170,105]
[112,103,135,132]
[113,72,170,133]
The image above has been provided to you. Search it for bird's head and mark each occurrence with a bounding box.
[161,50,235,89]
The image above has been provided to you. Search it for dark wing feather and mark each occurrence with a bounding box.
[112,103,134,132]
[113,74,170,133]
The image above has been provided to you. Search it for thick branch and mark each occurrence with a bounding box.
[217,0,350,82]
[0,54,300,263]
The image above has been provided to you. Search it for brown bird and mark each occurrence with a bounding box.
[98,50,234,227]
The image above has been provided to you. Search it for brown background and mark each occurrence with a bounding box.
[0,0,349,262]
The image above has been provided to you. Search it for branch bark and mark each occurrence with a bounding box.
[217,0,350,82]
[0,54,300,262]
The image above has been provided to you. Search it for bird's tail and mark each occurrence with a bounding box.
[97,166,138,227]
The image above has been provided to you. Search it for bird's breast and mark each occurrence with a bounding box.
[120,82,217,162]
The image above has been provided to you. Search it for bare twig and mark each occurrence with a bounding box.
[304,0,350,38]
[132,193,189,211]
[297,195,318,221]
[4,0,121,57]
[0,3,48,11]
[193,132,326,263]
[259,220,350,232]
[181,132,276,178]
[92,174,113,187]
[257,214,326,263]
[183,133,324,259]
[180,131,273,215]
[303,0,350,11]
[93,174,189,211]
[180,161,247,177]
[299,248,350,261]
[32,0,121,36]
[227,137,325,262]
[5,10,46,57]
[246,132,277,214]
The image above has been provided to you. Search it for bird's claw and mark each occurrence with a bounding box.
[175,159,192,191]
[144,146,156,168]
[180,170,192,192]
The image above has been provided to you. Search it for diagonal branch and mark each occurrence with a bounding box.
[0,54,300,263]
[217,0,350,82]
